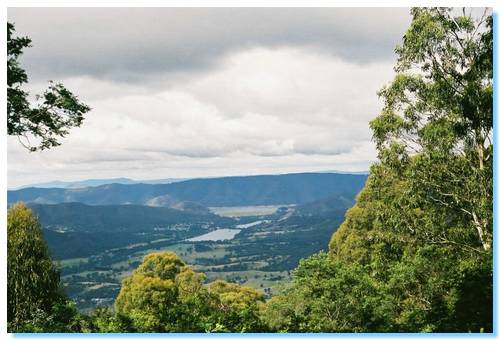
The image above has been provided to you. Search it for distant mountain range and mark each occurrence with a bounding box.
[30,190,358,259]
[8,172,368,208]
[12,177,188,190]
[11,170,369,190]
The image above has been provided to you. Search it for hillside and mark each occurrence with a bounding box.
[9,172,368,207]
[38,195,353,310]
[28,202,231,232]
[292,194,355,217]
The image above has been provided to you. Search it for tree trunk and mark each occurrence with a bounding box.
[472,211,491,251]
[476,130,484,171]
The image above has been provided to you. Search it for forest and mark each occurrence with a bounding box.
[7,8,493,333]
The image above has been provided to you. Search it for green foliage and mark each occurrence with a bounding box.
[114,252,186,332]
[328,157,491,332]
[264,252,389,332]
[266,7,492,333]
[7,22,90,151]
[90,308,133,333]
[11,300,92,333]
[372,7,492,251]
[8,202,63,331]
[114,251,267,332]
[205,280,267,332]
[7,203,89,332]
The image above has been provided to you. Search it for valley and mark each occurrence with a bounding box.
[56,203,346,311]
[8,172,366,311]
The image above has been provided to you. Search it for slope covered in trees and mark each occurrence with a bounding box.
[8,172,367,207]
[28,202,228,232]
[264,7,493,333]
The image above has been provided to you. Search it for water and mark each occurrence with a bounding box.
[187,228,241,242]
[234,220,268,229]
[187,219,267,241]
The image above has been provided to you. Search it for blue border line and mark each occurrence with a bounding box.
[10,9,499,339]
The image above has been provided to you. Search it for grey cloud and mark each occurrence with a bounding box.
[8,7,410,83]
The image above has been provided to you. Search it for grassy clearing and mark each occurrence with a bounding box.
[59,257,89,266]
[203,269,291,294]
[158,243,229,263]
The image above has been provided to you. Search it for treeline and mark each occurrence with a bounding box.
[7,8,492,333]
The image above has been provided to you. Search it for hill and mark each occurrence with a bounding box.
[9,172,368,207]
[28,202,231,233]
[292,194,355,217]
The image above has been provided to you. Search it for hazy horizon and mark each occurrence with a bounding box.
[9,168,370,190]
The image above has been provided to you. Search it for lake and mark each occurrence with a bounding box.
[208,205,288,217]
[234,220,268,229]
[186,228,241,242]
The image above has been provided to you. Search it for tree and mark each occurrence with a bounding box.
[90,308,133,333]
[205,280,267,332]
[7,203,73,332]
[114,251,267,333]
[370,7,492,251]
[266,7,492,333]
[264,252,389,332]
[329,166,492,332]
[114,252,188,332]
[333,7,492,331]
[7,22,90,151]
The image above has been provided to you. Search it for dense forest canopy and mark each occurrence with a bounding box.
[6,7,493,333]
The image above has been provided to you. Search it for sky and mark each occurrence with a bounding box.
[7,7,412,188]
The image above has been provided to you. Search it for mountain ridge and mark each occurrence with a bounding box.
[11,170,369,190]
[11,177,188,190]
[9,172,368,207]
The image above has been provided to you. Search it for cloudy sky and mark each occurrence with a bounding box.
[7,7,411,188]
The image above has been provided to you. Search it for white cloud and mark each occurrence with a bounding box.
[8,46,391,187]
